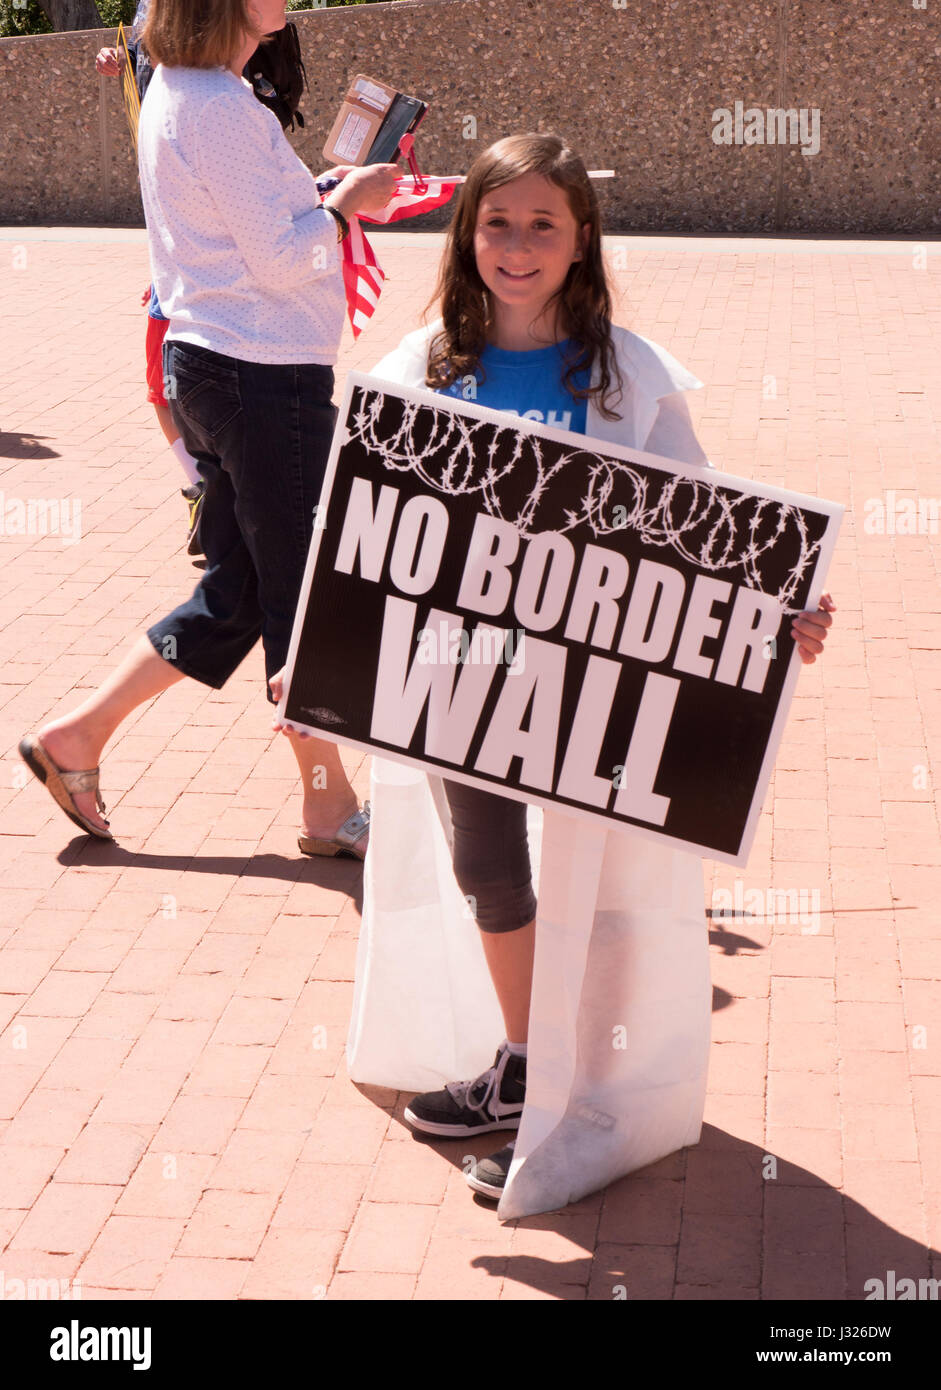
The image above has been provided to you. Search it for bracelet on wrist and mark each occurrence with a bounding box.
[324,203,350,243]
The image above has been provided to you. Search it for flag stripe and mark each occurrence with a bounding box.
[339,177,460,338]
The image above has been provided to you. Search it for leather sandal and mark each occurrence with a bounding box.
[298,801,369,860]
[18,734,113,841]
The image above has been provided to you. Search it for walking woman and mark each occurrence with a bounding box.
[19,0,397,857]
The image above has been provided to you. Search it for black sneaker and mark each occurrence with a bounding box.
[404,1043,526,1137]
[181,482,205,556]
[466,1138,515,1199]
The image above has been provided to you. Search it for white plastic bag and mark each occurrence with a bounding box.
[347,756,711,1219]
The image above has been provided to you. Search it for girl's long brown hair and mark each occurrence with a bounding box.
[426,133,624,420]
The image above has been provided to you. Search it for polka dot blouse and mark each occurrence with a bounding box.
[138,64,344,365]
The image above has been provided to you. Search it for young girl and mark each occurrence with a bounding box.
[274,133,835,1216]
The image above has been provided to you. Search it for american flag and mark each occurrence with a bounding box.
[338,176,462,339]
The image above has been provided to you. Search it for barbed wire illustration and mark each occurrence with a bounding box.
[347,388,827,611]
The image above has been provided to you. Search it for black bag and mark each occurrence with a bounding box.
[245,22,309,133]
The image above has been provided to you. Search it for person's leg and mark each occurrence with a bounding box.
[284,727,361,842]
[38,635,184,833]
[443,780,538,1042]
[146,311,202,488]
[478,921,535,1045]
[403,779,533,1142]
[153,401,179,448]
[228,357,362,838]
[33,344,254,835]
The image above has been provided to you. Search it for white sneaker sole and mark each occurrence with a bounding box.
[465,1170,504,1199]
[403,1106,521,1138]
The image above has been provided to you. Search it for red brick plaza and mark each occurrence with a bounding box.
[0,227,938,1299]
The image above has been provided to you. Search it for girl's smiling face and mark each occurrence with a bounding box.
[473,172,589,337]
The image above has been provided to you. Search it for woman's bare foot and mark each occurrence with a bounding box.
[36,720,110,834]
[268,667,369,852]
[300,793,366,846]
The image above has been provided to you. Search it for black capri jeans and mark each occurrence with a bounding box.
[148,341,336,700]
[442,779,537,933]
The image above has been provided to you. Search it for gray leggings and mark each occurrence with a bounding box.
[441,779,537,933]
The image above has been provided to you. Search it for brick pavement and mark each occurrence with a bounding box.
[0,227,938,1300]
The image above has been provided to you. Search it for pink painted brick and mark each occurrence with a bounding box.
[108,949,190,995]
[239,1228,345,1300]
[154,974,237,1023]
[764,1127,843,1187]
[836,1000,909,1052]
[181,1043,271,1098]
[115,1152,216,1219]
[8,1181,121,1255]
[300,1105,390,1165]
[340,1200,437,1275]
[767,1020,838,1071]
[20,971,109,1018]
[91,1068,184,1126]
[597,1177,682,1245]
[56,1122,154,1186]
[4,1088,99,1148]
[78,1215,186,1291]
[768,1070,841,1128]
[0,1144,64,1207]
[72,990,159,1041]
[39,1036,132,1092]
[177,1189,281,1261]
[683,1150,764,1217]
[587,1243,677,1301]
[237,1073,328,1133]
[843,1160,928,1238]
[700,1093,765,1147]
[152,1093,245,1155]
[327,1270,417,1300]
[704,1042,767,1095]
[205,1128,304,1193]
[122,1018,214,1072]
[210,995,293,1047]
[272,1163,371,1231]
[0,949,61,994]
[153,1256,250,1300]
[842,1104,918,1162]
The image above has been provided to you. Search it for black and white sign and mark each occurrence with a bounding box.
[279,375,842,865]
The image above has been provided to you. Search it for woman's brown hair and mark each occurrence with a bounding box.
[143,0,267,70]
[426,133,624,420]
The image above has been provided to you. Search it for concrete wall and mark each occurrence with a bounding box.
[1,0,938,232]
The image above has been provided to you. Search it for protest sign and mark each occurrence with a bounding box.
[279,375,842,865]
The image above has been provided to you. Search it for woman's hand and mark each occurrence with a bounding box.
[96,47,122,75]
[791,592,836,664]
[318,165,356,183]
[268,667,312,739]
[326,163,399,219]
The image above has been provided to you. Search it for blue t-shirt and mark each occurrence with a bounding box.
[437,339,590,435]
